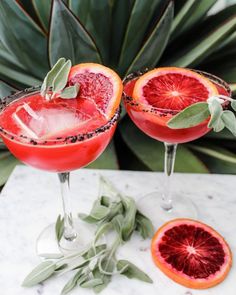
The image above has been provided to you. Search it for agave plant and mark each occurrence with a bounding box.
[0,0,236,186]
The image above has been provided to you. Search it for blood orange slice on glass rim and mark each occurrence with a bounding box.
[151,218,232,289]
[68,63,123,119]
[132,67,218,111]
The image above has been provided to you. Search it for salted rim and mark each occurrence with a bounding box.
[0,86,120,146]
[122,68,232,115]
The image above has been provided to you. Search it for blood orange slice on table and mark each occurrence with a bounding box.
[68,63,123,119]
[132,67,218,110]
[151,219,232,289]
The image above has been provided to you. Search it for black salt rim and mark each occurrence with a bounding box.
[122,68,232,116]
[0,86,120,145]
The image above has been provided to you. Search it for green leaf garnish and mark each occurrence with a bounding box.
[221,110,236,136]
[22,261,56,287]
[168,95,236,137]
[117,260,153,283]
[40,57,80,100]
[167,102,210,129]
[22,176,153,294]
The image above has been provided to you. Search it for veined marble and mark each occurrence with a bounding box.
[0,166,235,295]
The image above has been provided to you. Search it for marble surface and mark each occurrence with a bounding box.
[0,166,236,295]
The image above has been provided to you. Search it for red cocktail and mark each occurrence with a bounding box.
[123,68,231,225]
[0,89,119,172]
[0,61,122,253]
[123,70,230,144]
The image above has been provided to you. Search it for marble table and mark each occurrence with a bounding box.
[0,166,236,295]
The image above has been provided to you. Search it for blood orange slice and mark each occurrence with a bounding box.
[68,63,122,119]
[151,218,232,289]
[133,67,218,110]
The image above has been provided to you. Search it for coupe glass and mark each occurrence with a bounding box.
[0,87,120,254]
[123,70,231,227]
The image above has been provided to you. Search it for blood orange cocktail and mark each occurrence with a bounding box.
[123,68,231,225]
[123,70,230,144]
[0,87,119,172]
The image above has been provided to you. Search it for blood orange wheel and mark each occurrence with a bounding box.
[133,67,218,110]
[68,63,123,119]
[151,218,232,289]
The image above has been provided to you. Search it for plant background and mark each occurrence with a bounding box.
[0,0,236,186]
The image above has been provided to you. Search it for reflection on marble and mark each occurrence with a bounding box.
[0,166,236,295]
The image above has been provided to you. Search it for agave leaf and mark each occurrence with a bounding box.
[126,1,173,75]
[119,118,209,173]
[0,41,27,72]
[118,0,165,74]
[49,0,101,66]
[68,0,90,24]
[204,53,236,84]
[110,0,135,66]
[0,0,48,79]
[70,0,113,64]
[0,63,42,88]
[170,0,216,40]
[163,16,236,67]
[205,128,236,140]
[32,0,52,32]
[188,144,236,164]
[230,84,236,97]
[195,146,236,174]
[87,141,119,169]
[0,80,18,99]
[0,152,20,186]
[205,31,236,63]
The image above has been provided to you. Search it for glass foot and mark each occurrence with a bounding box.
[138,191,198,229]
[36,219,94,257]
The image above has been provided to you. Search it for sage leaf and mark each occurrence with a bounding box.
[121,196,137,241]
[61,269,83,295]
[41,57,66,95]
[81,278,103,288]
[39,253,64,259]
[231,99,236,112]
[208,99,223,128]
[94,222,112,244]
[60,84,80,99]
[22,261,56,287]
[78,213,98,223]
[84,244,107,260]
[100,196,110,207]
[117,260,153,283]
[80,200,110,222]
[167,102,210,129]
[93,267,111,293]
[111,214,124,236]
[135,211,154,239]
[221,110,236,136]
[55,214,64,243]
[52,60,72,93]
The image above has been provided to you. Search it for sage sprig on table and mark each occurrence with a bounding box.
[40,57,80,100]
[22,176,154,294]
[167,95,236,136]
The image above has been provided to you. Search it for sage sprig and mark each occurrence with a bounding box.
[168,95,236,136]
[22,176,154,294]
[40,58,80,100]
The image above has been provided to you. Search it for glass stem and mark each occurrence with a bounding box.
[161,143,178,211]
[58,172,77,241]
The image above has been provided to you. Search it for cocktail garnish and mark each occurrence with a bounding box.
[40,58,80,100]
[168,95,236,136]
[22,176,154,293]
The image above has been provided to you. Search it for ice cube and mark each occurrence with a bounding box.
[13,103,92,140]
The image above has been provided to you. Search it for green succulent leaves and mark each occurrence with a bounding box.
[22,176,154,294]
[168,95,236,136]
[40,57,80,100]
